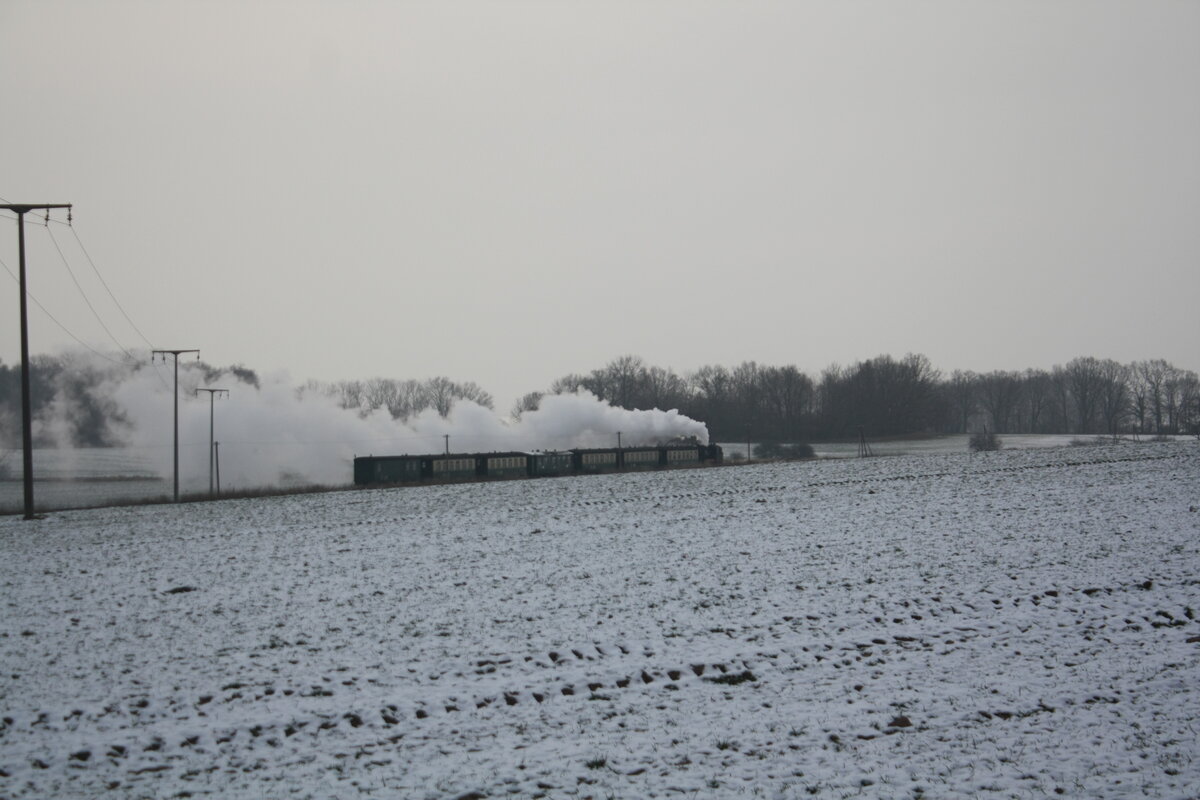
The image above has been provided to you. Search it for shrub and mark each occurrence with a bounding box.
[753,442,815,460]
[753,442,782,459]
[782,442,816,459]
[968,430,1001,452]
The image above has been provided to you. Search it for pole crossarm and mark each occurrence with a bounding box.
[5,202,73,520]
[0,205,72,217]
[0,203,73,214]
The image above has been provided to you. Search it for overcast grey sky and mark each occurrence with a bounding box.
[3,0,1197,411]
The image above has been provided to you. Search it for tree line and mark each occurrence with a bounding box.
[2,352,1197,449]
[301,376,494,420]
[519,354,1200,442]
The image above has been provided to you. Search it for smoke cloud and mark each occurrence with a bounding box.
[21,352,708,491]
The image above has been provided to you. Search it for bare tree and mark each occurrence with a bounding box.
[944,370,978,434]
[1096,361,1194,436]
[362,378,399,415]
[1128,366,1152,434]
[689,364,732,407]
[759,364,814,441]
[332,380,365,412]
[549,373,589,396]
[816,363,849,437]
[1163,367,1186,434]
[1021,369,1054,433]
[816,354,941,438]
[1062,357,1107,434]
[688,364,734,435]
[425,376,457,417]
[1134,359,1173,434]
[1096,359,1131,436]
[510,391,544,421]
[641,365,688,410]
[977,371,1023,434]
[391,379,429,420]
[455,381,494,410]
[601,355,647,409]
[1179,372,1200,435]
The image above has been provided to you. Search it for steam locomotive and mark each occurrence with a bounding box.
[353,443,723,486]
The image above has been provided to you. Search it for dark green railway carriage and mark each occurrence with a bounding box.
[428,455,480,480]
[621,448,661,469]
[483,452,529,478]
[530,451,574,476]
[574,448,619,473]
[354,455,423,485]
[662,445,701,466]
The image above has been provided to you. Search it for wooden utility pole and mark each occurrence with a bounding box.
[2,202,72,520]
[153,349,199,501]
[196,388,228,496]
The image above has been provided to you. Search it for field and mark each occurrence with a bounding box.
[0,434,1125,514]
[1,441,1198,799]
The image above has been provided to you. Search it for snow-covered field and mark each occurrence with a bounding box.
[1,442,1198,799]
[7,435,1193,514]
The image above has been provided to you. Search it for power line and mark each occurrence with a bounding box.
[2,210,170,389]
[69,225,156,349]
[0,253,126,365]
[44,224,138,363]
[2,212,157,350]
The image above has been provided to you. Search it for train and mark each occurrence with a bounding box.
[353,443,724,486]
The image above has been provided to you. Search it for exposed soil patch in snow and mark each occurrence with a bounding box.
[2,442,1198,798]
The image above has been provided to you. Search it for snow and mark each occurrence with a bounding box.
[2,441,1198,799]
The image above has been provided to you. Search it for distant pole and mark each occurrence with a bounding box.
[214,441,221,494]
[2,202,72,520]
[152,349,200,501]
[858,426,873,458]
[617,431,622,449]
[444,434,449,455]
[196,388,228,496]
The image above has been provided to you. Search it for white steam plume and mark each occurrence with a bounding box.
[29,353,709,491]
